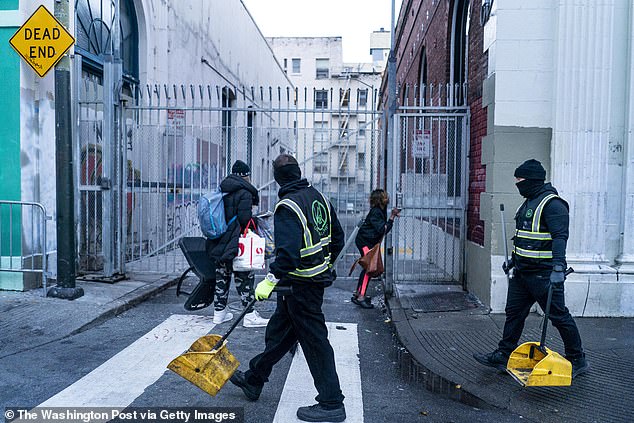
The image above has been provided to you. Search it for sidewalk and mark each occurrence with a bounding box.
[0,273,178,359]
[386,283,634,423]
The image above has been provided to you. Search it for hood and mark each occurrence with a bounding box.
[278,178,310,198]
[221,174,259,199]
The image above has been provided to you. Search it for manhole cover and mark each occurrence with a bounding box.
[410,291,479,313]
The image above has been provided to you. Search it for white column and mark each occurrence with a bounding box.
[617,1,634,273]
[551,0,628,273]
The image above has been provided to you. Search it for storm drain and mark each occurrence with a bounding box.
[410,291,479,313]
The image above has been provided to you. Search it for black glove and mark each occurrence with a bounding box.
[502,260,514,275]
[550,265,565,287]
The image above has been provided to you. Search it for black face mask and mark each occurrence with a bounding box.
[516,179,544,198]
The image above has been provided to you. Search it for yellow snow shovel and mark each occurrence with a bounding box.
[168,286,291,396]
[506,270,574,387]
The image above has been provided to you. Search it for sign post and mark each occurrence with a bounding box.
[10,4,83,299]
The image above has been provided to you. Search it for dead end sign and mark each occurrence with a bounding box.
[9,5,75,78]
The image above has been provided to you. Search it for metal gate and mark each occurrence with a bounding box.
[122,84,382,276]
[390,90,469,285]
[74,59,126,279]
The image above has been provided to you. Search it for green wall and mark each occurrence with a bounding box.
[0,1,19,11]
[0,26,22,255]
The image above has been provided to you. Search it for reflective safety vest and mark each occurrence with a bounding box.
[275,185,332,280]
[513,191,567,271]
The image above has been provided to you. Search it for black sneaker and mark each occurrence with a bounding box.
[570,357,589,379]
[296,404,346,423]
[229,370,262,401]
[473,350,509,371]
[352,296,374,309]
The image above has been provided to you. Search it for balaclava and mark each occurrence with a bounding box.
[272,154,301,186]
[514,159,546,198]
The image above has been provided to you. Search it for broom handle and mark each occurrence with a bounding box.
[540,267,574,350]
[211,286,293,351]
[500,204,511,286]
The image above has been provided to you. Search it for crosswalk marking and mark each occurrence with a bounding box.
[39,315,216,407]
[273,322,363,423]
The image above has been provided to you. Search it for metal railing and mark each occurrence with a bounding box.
[0,201,51,296]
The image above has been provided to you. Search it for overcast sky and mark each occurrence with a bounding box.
[242,0,401,63]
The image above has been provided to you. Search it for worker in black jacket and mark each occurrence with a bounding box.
[352,189,399,308]
[206,160,269,327]
[230,154,347,423]
[473,159,588,379]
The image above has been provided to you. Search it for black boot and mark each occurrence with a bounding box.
[296,404,346,423]
[473,350,509,371]
[570,356,589,378]
[229,370,262,401]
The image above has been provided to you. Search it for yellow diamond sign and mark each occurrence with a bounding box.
[9,5,75,78]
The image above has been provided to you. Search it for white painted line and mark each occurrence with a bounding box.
[273,322,362,423]
[39,315,216,407]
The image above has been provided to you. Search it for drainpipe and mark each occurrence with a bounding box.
[384,0,397,296]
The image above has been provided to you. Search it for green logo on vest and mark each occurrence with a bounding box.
[526,209,534,218]
[312,200,328,235]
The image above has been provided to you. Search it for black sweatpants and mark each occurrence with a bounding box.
[244,283,345,408]
[498,271,584,360]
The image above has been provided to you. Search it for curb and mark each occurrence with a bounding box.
[385,294,492,409]
[70,276,179,335]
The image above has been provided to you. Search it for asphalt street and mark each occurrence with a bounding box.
[1,276,527,423]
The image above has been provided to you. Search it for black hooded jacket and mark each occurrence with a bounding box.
[355,206,393,250]
[269,179,345,286]
[206,175,259,265]
[512,182,569,272]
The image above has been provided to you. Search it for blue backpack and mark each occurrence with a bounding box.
[197,188,237,239]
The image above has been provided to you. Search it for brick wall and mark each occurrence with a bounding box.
[466,3,487,246]
[383,0,488,246]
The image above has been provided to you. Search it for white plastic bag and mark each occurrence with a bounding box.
[233,221,266,272]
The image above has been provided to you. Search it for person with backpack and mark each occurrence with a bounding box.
[229,154,347,423]
[205,160,269,327]
[352,189,400,308]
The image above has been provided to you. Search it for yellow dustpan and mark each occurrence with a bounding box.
[167,333,240,396]
[168,286,291,396]
[506,280,572,387]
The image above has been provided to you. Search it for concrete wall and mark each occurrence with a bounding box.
[482,0,634,316]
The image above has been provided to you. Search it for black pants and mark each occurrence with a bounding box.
[244,283,344,408]
[498,271,584,360]
[354,245,370,296]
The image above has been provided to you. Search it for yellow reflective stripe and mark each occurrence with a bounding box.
[300,244,323,257]
[276,199,313,248]
[289,259,330,277]
[513,246,553,259]
[515,229,552,240]
[532,194,558,232]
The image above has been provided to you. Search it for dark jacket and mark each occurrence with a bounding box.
[206,175,259,265]
[512,182,569,272]
[355,206,393,250]
[270,179,345,287]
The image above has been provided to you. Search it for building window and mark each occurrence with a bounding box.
[339,89,350,107]
[316,58,329,79]
[75,0,139,82]
[358,152,366,169]
[283,58,287,73]
[315,90,328,109]
[358,126,366,137]
[339,120,348,139]
[358,89,368,107]
[292,58,301,73]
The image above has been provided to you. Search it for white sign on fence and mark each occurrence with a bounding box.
[413,129,431,158]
